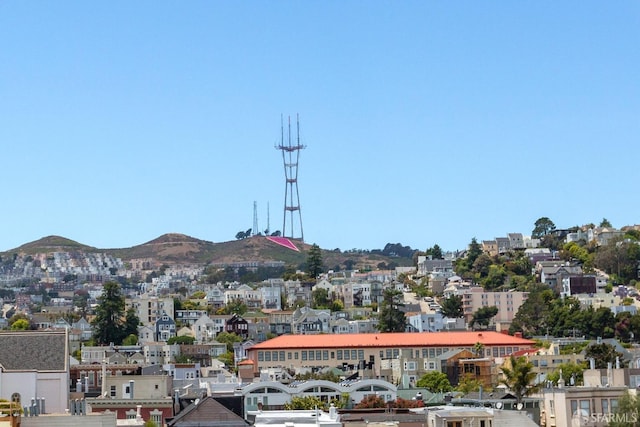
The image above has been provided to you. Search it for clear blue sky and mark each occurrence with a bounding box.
[1,2,639,253]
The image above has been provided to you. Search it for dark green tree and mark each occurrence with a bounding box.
[532,217,556,239]
[470,306,498,330]
[500,355,539,404]
[584,343,625,369]
[377,288,406,332]
[312,288,331,309]
[306,244,324,279]
[123,307,140,338]
[467,238,483,267]
[440,295,463,318]
[91,281,127,345]
[599,218,612,228]
[426,244,444,260]
[167,336,196,345]
[220,298,248,315]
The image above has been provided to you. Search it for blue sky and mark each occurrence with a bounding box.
[1,1,638,253]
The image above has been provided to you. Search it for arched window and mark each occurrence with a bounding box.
[11,393,20,404]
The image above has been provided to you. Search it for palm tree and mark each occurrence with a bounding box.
[473,342,485,357]
[500,355,539,404]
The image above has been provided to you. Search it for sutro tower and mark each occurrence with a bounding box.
[276,114,305,241]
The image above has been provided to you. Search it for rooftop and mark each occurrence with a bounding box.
[250,331,535,350]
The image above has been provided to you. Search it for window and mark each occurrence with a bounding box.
[301,351,307,361]
[611,399,619,412]
[404,361,416,371]
[288,352,292,360]
[580,399,590,416]
[571,400,578,417]
[602,399,609,414]
[110,386,116,398]
[150,409,163,425]
[337,350,343,360]
[316,350,322,360]
[279,351,285,361]
[323,350,329,360]
[351,350,358,360]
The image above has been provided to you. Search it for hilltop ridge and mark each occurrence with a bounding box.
[1,234,409,270]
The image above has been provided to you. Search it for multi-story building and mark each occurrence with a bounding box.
[267,310,294,336]
[175,309,208,326]
[129,295,174,326]
[246,331,535,380]
[461,287,528,331]
[155,311,177,342]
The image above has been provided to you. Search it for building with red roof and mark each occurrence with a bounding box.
[245,331,536,384]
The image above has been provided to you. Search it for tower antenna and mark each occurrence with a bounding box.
[276,114,305,241]
[252,201,259,236]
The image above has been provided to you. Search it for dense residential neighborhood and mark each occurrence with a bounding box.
[1,219,640,426]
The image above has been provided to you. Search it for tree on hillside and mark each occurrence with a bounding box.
[600,218,612,228]
[377,288,406,332]
[500,355,539,404]
[584,343,625,369]
[92,281,128,345]
[532,217,556,239]
[425,244,444,260]
[306,244,324,279]
[123,307,140,339]
[440,295,463,318]
[215,331,243,353]
[470,306,498,330]
[312,288,331,309]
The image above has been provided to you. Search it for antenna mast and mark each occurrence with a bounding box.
[252,201,259,236]
[276,114,305,241]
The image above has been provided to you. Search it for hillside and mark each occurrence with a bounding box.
[2,234,413,271]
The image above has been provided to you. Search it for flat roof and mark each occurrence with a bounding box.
[250,331,535,350]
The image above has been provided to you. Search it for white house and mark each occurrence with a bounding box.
[0,330,69,413]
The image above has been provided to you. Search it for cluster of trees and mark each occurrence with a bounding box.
[201,265,286,284]
[455,243,534,291]
[380,243,417,259]
[235,229,282,240]
[508,284,640,341]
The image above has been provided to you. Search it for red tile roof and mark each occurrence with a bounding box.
[249,332,535,350]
